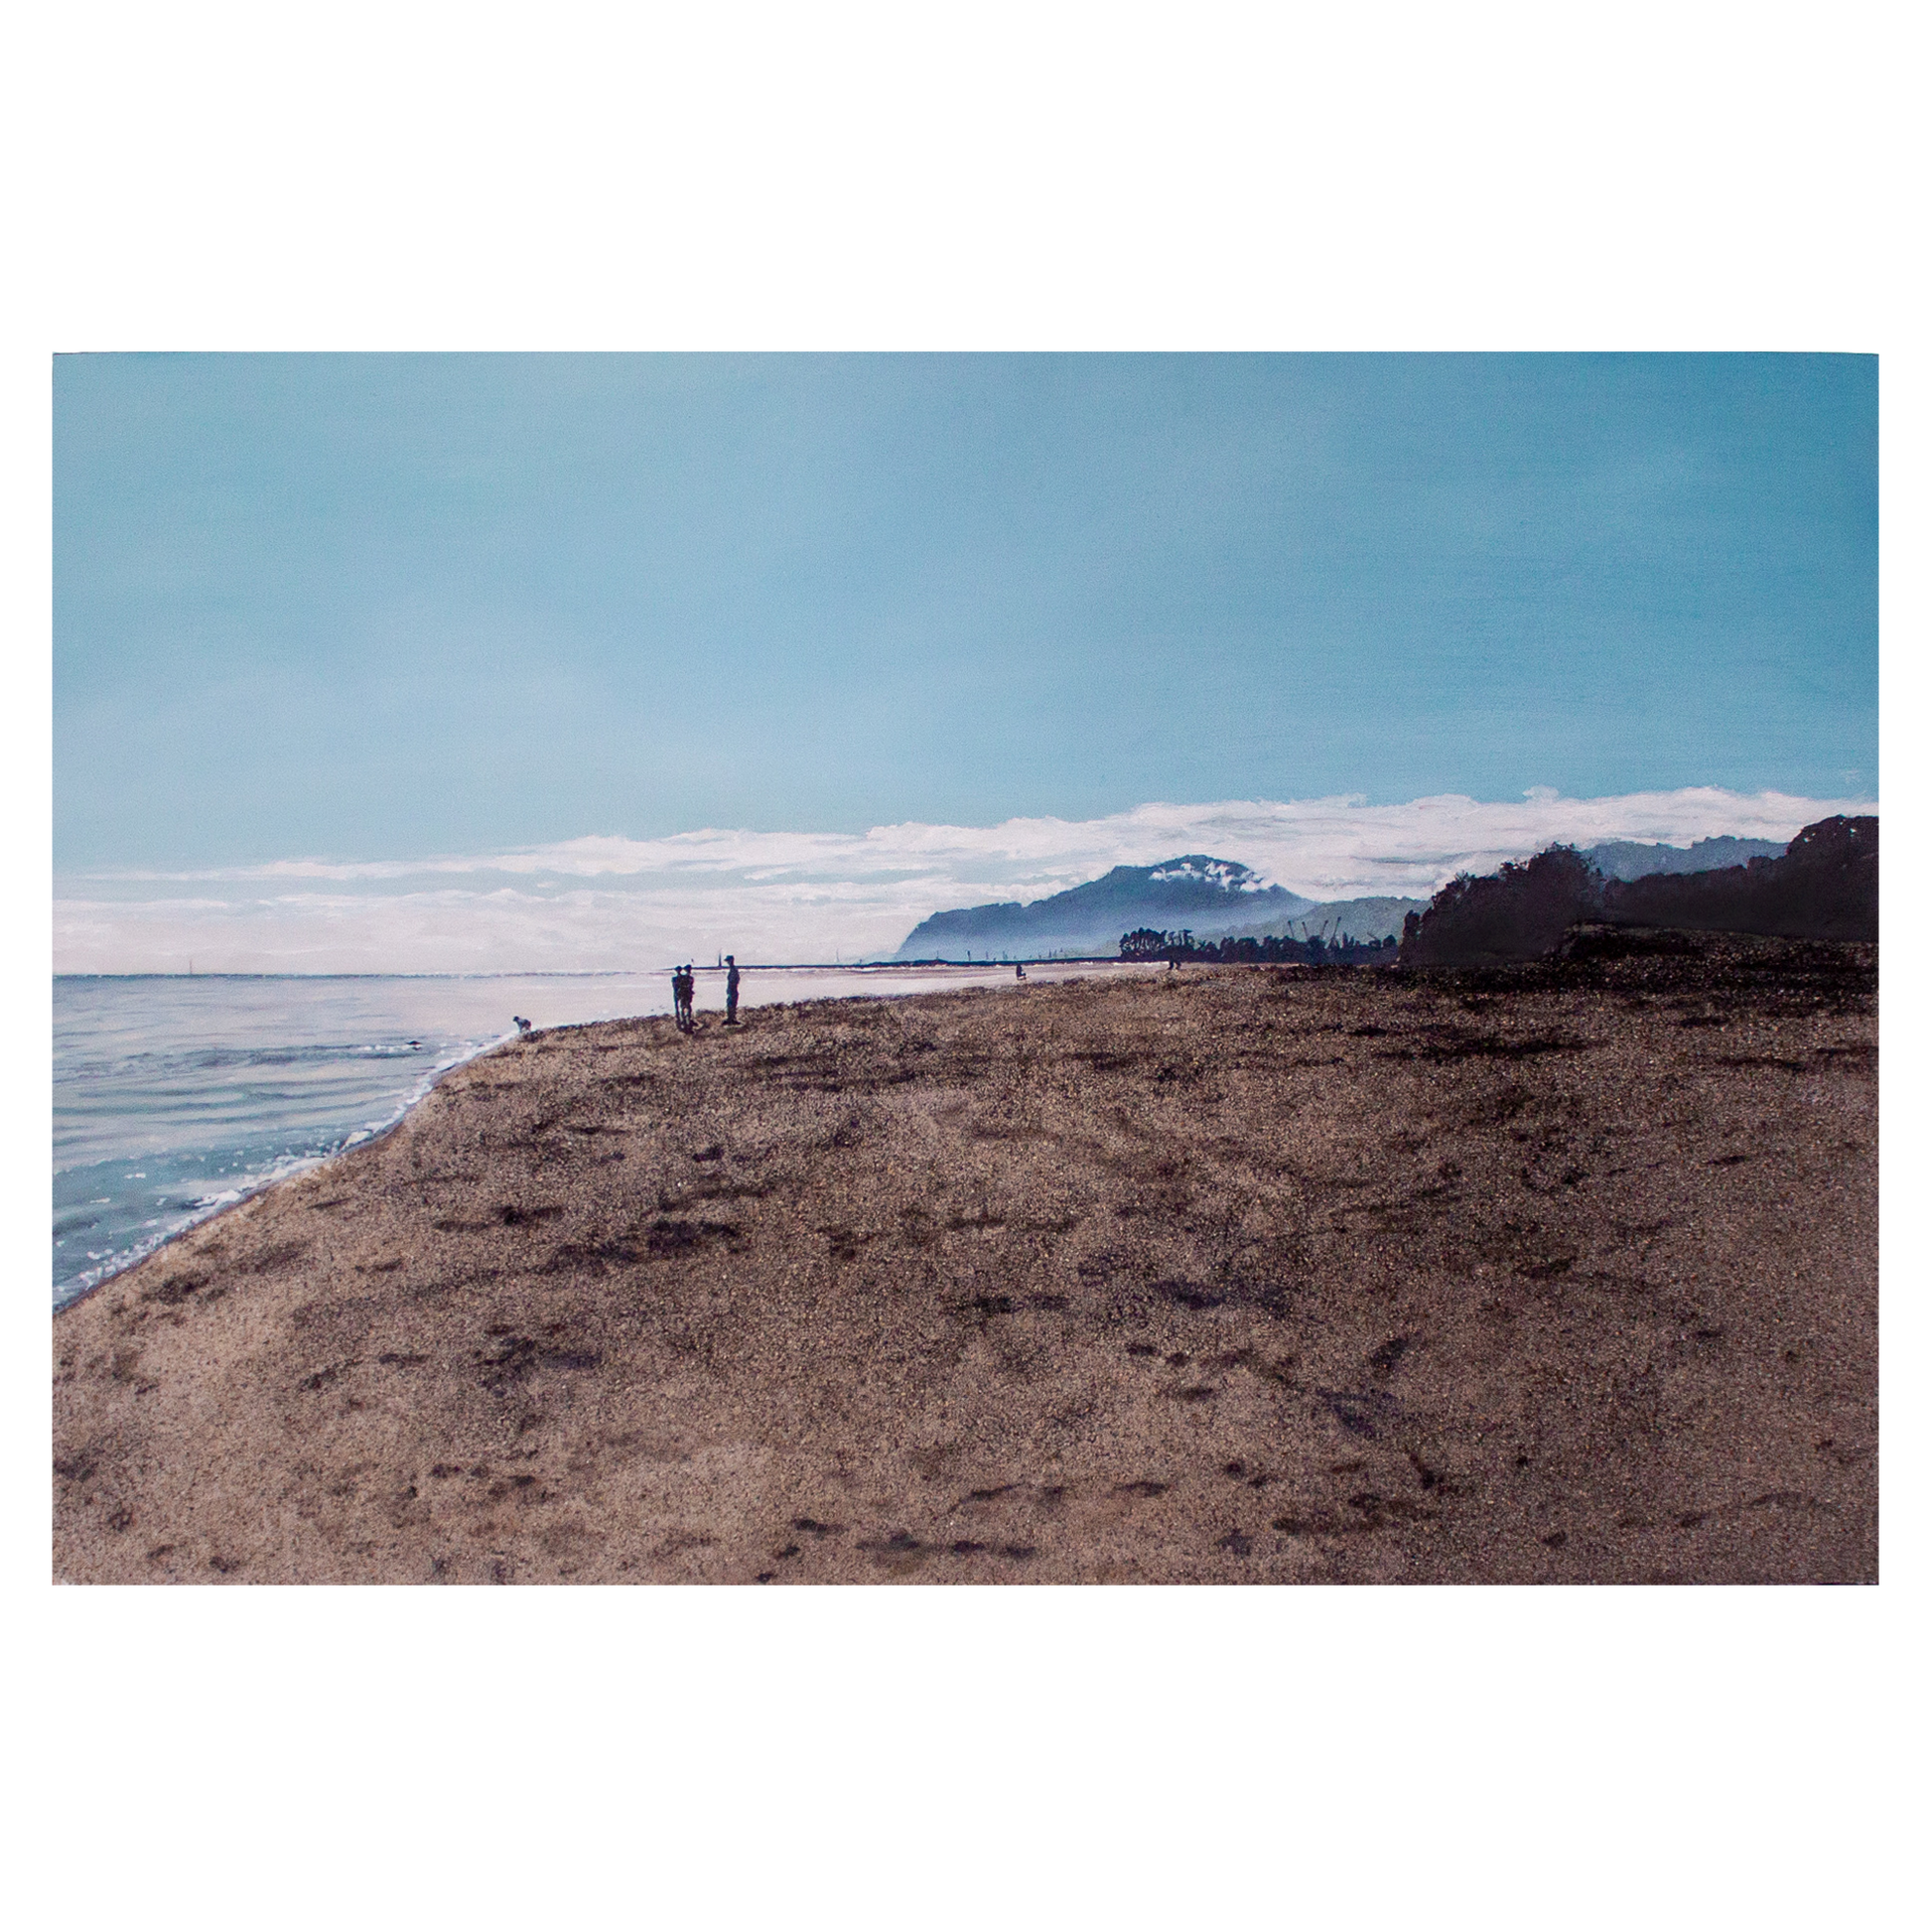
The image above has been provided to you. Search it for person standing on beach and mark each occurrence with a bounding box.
[671,964,690,1031]
[725,955,741,1025]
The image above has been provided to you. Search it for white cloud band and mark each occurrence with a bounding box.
[56,787,1867,974]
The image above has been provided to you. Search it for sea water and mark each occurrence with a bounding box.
[52,963,1144,1309]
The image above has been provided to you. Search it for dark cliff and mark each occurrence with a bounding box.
[1399,816,1876,967]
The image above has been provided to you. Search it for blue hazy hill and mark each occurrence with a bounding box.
[894,856,1315,960]
[1581,834,1785,881]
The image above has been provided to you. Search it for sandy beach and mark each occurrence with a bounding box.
[53,932,1876,1585]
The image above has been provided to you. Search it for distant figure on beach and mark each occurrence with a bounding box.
[1016,962,1026,979]
[725,955,741,1025]
[671,965,693,1032]
[513,1016,532,1036]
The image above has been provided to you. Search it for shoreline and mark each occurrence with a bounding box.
[52,1008,530,1313]
[54,936,1876,1585]
[53,962,1167,1311]
[53,1039,501,1315]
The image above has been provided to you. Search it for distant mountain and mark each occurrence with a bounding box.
[1208,895,1431,947]
[1582,835,1786,882]
[893,856,1314,960]
[1601,816,1875,941]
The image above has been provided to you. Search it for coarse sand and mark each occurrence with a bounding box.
[54,931,1876,1585]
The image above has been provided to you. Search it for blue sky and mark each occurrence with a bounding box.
[53,353,1876,968]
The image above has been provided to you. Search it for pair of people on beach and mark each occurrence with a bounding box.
[671,956,741,1031]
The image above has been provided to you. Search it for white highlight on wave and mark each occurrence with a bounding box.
[57,787,1866,975]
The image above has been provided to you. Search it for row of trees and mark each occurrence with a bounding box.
[1120,926,1398,965]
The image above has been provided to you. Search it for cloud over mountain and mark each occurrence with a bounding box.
[896,856,1316,960]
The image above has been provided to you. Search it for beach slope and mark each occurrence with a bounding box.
[54,935,1876,1585]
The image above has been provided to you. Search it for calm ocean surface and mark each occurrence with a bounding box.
[52,963,1141,1309]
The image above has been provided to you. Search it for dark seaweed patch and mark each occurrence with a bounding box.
[1517,1254,1576,1282]
[644,1217,743,1257]
[1316,1388,1400,1439]
[249,1240,312,1273]
[143,1276,206,1307]
[476,1335,537,1388]
[497,1202,565,1227]
[857,1530,929,1559]
[542,1240,644,1272]
[1368,1335,1411,1380]
[1159,1281,1223,1310]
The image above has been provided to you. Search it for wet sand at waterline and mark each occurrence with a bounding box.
[54,933,1876,1585]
